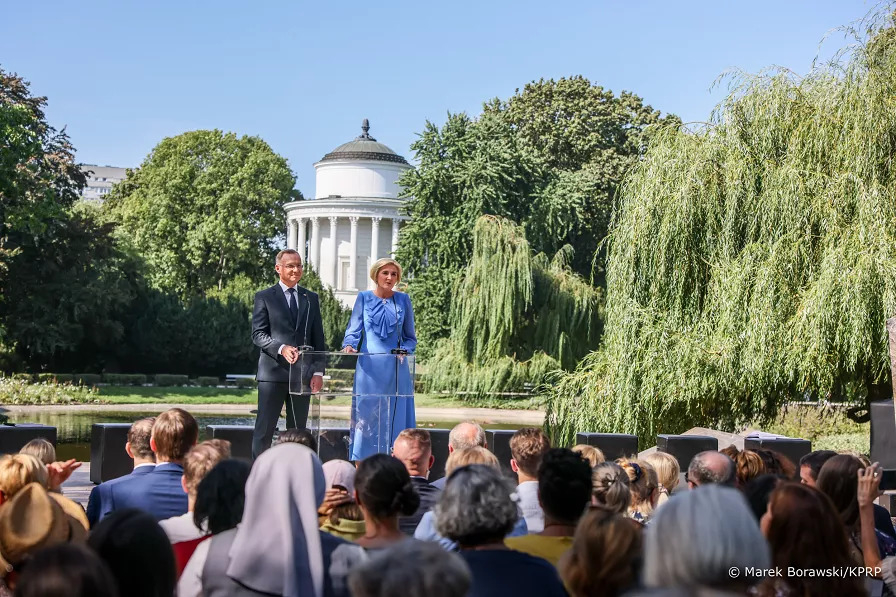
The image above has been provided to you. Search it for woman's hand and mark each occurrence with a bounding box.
[859,462,883,508]
[317,488,352,516]
[342,346,357,353]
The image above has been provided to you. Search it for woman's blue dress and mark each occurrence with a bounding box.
[341,290,417,461]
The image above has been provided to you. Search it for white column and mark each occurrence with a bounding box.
[369,217,382,289]
[286,219,296,250]
[329,216,339,290]
[349,216,359,290]
[391,218,400,256]
[310,217,321,274]
[297,218,307,262]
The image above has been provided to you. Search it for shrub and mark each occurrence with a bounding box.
[234,378,257,389]
[197,376,220,387]
[74,373,102,386]
[154,374,189,387]
[103,373,148,386]
[12,373,33,382]
[0,377,100,405]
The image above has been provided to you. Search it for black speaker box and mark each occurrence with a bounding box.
[743,437,812,469]
[487,429,517,473]
[0,423,57,456]
[318,428,351,463]
[89,423,131,483]
[575,432,639,460]
[206,425,254,462]
[656,434,719,471]
[427,428,450,480]
[871,401,896,469]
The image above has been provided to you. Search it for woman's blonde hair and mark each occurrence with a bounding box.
[617,457,658,519]
[369,258,403,284]
[0,454,48,499]
[19,438,56,466]
[643,451,680,492]
[445,447,499,477]
[572,444,606,468]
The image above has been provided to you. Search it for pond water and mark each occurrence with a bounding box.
[2,410,526,461]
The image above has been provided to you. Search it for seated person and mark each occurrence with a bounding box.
[109,408,199,520]
[319,459,365,541]
[391,429,441,535]
[433,464,567,597]
[509,427,551,532]
[506,448,593,565]
[86,417,156,525]
[431,422,488,489]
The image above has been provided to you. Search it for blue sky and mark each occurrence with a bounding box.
[1,0,874,196]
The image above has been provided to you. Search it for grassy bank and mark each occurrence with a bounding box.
[747,403,869,455]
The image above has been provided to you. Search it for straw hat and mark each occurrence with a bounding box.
[0,483,88,575]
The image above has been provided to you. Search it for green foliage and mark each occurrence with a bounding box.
[0,377,100,405]
[104,129,295,299]
[73,373,102,387]
[426,216,602,396]
[102,374,147,386]
[546,14,896,447]
[196,376,220,387]
[398,77,677,354]
[154,374,189,387]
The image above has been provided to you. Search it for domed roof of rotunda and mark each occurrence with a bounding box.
[319,119,408,165]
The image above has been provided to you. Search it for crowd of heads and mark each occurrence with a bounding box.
[0,411,891,597]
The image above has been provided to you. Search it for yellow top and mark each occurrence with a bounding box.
[504,535,573,566]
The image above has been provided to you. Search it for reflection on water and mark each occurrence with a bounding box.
[2,410,524,461]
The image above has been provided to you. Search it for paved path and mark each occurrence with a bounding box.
[3,403,546,425]
[62,462,93,508]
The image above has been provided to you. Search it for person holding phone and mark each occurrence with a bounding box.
[342,258,417,461]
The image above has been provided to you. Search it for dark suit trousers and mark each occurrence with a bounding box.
[252,382,310,459]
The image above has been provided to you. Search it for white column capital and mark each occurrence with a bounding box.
[349,216,360,225]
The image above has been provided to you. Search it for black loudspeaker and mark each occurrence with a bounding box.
[487,429,517,473]
[89,424,131,484]
[427,429,450,480]
[743,437,812,469]
[318,428,351,463]
[575,433,639,460]
[871,401,896,469]
[656,435,719,472]
[207,426,254,462]
[0,424,57,456]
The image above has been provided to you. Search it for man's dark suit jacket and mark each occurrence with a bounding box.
[399,476,442,535]
[252,284,327,383]
[86,464,155,526]
[108,462,188,521]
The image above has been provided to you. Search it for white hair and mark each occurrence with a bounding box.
[448,421,486,451]
[644,484,770,589]
[348,540,470,597]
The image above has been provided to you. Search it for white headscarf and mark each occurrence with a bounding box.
[226,443,326,597]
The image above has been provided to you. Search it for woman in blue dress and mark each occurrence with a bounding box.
[342,258,417,461]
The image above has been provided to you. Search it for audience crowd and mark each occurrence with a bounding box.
[0,410,892,597]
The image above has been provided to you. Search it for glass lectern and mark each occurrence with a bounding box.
[289,351,415,459]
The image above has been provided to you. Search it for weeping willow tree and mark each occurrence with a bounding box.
[546,11,896,446]
[425,215,602,396]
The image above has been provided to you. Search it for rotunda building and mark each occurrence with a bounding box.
[284,119,413,307]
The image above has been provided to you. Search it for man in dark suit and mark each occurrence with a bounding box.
[86,417,156,526]
[392,428,442,535]
[109,408,199,520]
[251,249,327,458]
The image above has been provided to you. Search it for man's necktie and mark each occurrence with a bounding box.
[287,287,299,328]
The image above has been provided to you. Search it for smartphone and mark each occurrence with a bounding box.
[880,469,896,491]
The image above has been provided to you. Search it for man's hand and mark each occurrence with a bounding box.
[281,345,299,364]
[47,459,82,491]
[309,375,323,394]
[859,462,883,508]
[342,346,357,353]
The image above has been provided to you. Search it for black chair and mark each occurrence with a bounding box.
[575,432,639,460]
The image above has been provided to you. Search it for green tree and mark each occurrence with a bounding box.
[398,78,677,357]
[0,68,86,355]
[546,14,896,447]
[104,130,295,298]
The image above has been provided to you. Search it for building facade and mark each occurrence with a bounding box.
[79,165,128,202]
[284,120,413,308]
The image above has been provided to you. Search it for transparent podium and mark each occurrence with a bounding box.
[289,351,415,460]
